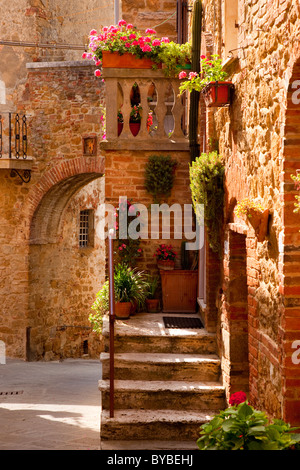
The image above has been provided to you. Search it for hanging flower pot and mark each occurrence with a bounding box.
[115,301,131,319]
[247,208,269,243]
[118,122,123,136]
[202,81,234,107]
[129,122,140,136]
[102,51,161,69]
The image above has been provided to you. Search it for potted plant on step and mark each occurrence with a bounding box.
[179,54,234,107]
[145,275,160,313]
[89,263,149,325]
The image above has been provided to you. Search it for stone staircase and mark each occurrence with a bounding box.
[99,313,226,449]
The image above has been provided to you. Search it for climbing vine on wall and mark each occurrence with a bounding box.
[144,154,177,203]
[189,151,225,255]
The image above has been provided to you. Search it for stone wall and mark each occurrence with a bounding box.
[0,62,106,359]
[200,0,300,423]
[121,0,177,40]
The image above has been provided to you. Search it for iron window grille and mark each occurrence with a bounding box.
[79,209,94,248]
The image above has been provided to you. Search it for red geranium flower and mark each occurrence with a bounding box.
[229,391,247,406]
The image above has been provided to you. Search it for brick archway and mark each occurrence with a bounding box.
[28,156,105,243]
[27,155,105,361]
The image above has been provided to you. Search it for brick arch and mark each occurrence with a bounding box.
[28,156,105,244]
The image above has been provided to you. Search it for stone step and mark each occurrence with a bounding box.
[101,409,214,441]
[101,352,221,382]
[102,314,218,355]
[99,379,226,411]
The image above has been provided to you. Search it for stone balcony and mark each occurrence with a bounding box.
[100,67,189,152]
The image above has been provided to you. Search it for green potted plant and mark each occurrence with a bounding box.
[179,54,234,107]
[235,198,269,242]
[197,391,300,450]
[89,263,149,323]
[145,275,160,313]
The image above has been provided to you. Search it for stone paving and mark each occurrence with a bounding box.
[0,358,102,450]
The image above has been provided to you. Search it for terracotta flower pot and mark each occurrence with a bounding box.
[115,301,131,319]
[129,122,140,136]
[102,51,162,69]
[146,298,160,313]
[118,122,123,136]
[247,208,269,242]
[202,81,234,107]
[157,259,175,270]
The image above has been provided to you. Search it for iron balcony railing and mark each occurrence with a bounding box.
[0,113,28,159]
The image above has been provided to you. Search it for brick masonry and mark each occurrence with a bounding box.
[201,0,300,424]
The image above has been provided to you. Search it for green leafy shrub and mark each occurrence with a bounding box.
[145,155,177,203]
[198,400,300,450]
[189,151,224,254]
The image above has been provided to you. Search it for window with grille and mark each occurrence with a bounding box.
[79,210,94,248]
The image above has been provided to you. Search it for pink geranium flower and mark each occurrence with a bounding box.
[178,71,187,79]
[145,28,156,35]
[94,69,101,77]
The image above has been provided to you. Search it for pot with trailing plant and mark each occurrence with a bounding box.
[235,198,269,242]
[145,275,160,313]
[179,54,234,107]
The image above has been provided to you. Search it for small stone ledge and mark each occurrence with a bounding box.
[227,222,248,235]
[100,139,189,152]
[26,60,94,70]
[0,156,35,170]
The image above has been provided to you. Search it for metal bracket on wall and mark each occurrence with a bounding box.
[10,169,31,183]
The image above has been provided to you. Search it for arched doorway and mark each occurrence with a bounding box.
[27,157,105,361]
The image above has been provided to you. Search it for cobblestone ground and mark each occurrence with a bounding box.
[0,358,102,450]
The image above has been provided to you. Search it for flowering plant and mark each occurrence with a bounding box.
[130,104,142,123]
[114,199,142,266]
[234,198,265,218]
[154,244,177,261]
[82,19,171,75]
[229,391,247,406]
[83,20,192,78]
[179,54,228,94]
[197,392,300,450]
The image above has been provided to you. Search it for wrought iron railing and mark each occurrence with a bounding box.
[0,113,28,159]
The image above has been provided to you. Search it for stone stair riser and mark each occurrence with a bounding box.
[101,389,226,411]
[101,421,204,441]
[104,335,217,355]
[101,361,220,382]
